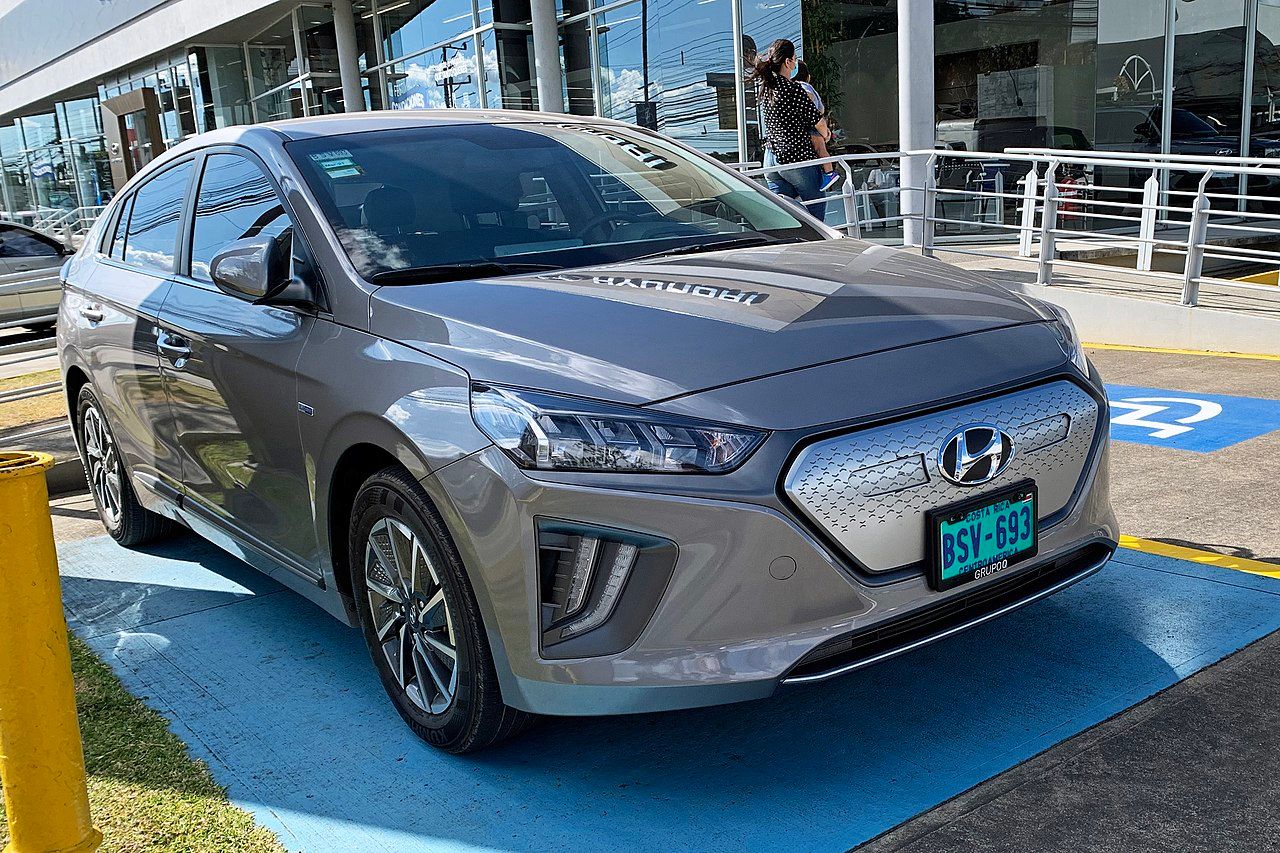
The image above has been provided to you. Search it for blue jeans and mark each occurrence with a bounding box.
[764,149,825,222]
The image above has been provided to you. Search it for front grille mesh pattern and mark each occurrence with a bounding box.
[784,381,1098,572]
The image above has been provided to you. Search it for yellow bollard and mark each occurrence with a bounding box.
[0,452,101,853]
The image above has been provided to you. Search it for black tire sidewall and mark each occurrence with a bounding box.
[349,472,485,746]
[76,385,125,539]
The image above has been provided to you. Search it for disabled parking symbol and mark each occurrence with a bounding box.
[1105,384,1280,452]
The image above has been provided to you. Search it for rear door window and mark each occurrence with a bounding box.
[122,161,194,273]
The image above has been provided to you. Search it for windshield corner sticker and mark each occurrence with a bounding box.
[310,148,364,178]
[1105,384,1280,452]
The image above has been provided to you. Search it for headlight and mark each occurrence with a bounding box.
[470,385,766,473]
[1041,301,1089,374]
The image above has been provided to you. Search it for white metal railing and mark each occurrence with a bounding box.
[736,147,1280,308]
[0,336,69,444]
[1,206,104,242]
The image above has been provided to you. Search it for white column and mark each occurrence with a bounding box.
[531,0,565,113]
[333,0,366,112]
[897,0,934,247]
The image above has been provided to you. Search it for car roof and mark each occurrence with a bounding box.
[256,109,624,141]
[159,109,633,162]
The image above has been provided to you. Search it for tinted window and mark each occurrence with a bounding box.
[0,226,60,258]
[123,161,193,273]
[287,123,820,279]
[190,153,293,282]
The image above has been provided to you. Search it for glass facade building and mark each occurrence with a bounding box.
[3,0,1280,221]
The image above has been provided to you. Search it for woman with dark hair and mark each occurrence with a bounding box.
[754,38,829,218]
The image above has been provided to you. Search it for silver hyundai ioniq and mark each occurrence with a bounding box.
[58,111,1116,753]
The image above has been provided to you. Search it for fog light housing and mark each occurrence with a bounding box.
[536,520,677,658]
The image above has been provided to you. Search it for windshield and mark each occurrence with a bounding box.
[286,122,823,281]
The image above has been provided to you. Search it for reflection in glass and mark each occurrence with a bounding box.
[190,153,293,282]
[562,0,595,116]
[254,83,307,122]
[742,0,801,159]
[815,0,896,153]
[565,0,738,159]
[123,161,192,273]
[193,46,255,129]
[1172,0,1247,153]
[1252,1,1280,143]
[595,4,646,122]
[249,14,302,97]
[380,0,475,63]
[482,27,536,109]
[386,42,481,109]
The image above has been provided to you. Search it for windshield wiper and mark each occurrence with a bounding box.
[630,234,807,262]
[368,261,562,285]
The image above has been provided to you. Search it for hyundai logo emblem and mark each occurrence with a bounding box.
[938,424,1015,486]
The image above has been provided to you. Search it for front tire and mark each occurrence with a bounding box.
[349,466,532,753]
[76,385,176,546]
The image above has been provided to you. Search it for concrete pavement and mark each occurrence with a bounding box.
[42,343,1280,852]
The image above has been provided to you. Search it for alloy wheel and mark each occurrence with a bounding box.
[364,517,459,714]
[82,404,122,529]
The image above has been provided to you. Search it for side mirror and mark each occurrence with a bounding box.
[210,235,289,301]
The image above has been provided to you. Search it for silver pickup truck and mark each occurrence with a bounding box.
[1,221,70,330]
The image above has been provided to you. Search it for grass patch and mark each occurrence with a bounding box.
[0,368,64,431]
[1,635,284,853]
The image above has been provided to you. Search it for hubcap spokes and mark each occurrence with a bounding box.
[83,405,122,529]
[365,517,458,714]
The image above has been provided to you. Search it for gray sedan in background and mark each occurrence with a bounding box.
[59,112,1116,753]
[1,221,69,330]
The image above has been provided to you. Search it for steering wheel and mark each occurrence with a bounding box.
[579,210,650,242]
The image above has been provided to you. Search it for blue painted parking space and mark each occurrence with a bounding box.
[56,535,1280,853]
[1105,383,1280,452]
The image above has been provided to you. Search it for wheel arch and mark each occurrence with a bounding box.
[317,409,484,625]
[63,363,90,439]
[325,440,406,623]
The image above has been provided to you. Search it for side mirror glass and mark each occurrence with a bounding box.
[209,235,288,300]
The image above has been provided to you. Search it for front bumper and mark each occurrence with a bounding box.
[425,404,1117,716]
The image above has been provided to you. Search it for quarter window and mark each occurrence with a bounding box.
[122,162,193,273]
[190,153,294,283]
[108,197,132,259]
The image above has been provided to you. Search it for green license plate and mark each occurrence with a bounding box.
[927,481,1038,591]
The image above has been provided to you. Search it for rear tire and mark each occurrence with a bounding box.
[76,385,176,546]
[349,466,532,753]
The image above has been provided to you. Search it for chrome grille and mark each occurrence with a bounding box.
[784,380,1099,572]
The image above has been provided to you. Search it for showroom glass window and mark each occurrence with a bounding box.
[560,0,738,160]
[122,162,193,273]
[380,0,481,110]
[189,154,294,282]
[1172,0,1248,150]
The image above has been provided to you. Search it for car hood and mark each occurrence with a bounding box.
[369,239,1051,407]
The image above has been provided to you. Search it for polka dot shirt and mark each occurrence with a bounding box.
[758,76,823,165]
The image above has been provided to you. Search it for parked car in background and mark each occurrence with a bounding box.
[0,221,69,330]
[60,112,1116,754]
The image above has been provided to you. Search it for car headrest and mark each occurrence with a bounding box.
[363,186,416,232]
[451,170,522,217]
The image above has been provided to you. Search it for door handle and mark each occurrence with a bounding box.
[157,331,192,365]
[79,306,104,323]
